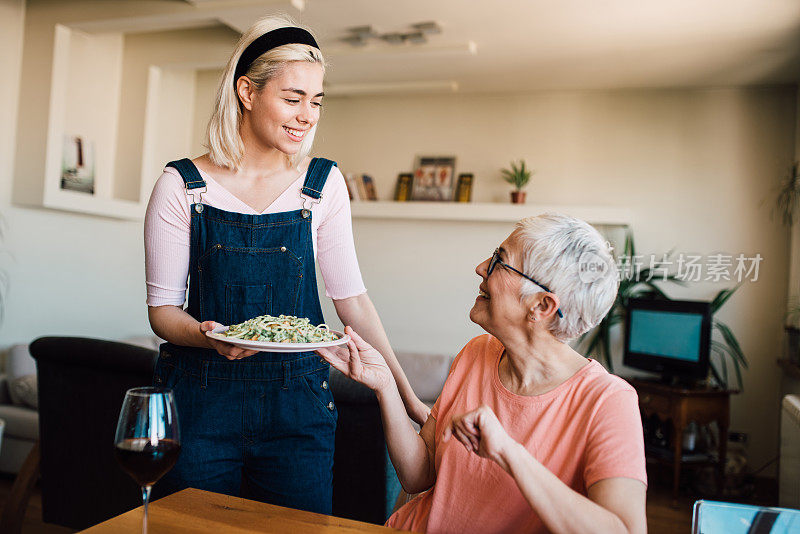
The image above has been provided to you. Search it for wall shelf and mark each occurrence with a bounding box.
[13,22,227,220]
[350,201,632,226]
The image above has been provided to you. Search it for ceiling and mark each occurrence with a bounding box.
[170,0,800,92]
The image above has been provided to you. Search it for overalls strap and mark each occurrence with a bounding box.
[166,158,207,190]
[301,158,337,200]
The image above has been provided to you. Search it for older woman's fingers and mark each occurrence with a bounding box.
[452,424,477,452]
[316,347,350,375]
[346,340,364,376]
[454,420,480,451]
[344,326,373,351]
[442,425,452,442]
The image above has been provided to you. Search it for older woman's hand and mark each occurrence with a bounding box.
[443,405,515,472]
[316,326,395,393]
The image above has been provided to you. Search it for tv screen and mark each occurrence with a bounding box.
[623,298,711,381]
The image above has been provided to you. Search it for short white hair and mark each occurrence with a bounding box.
[206,15,325,171]
[514,213,618,341]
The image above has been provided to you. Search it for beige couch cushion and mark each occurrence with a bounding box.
[395,352,454,404]
[8,375,37,409]
[0,404,39,441]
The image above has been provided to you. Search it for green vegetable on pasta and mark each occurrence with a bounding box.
[222,314,338,343]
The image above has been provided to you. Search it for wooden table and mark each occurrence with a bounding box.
[628,378,732,504]
[80,488,404,533]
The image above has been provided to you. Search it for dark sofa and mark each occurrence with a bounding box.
[30,336,400,530]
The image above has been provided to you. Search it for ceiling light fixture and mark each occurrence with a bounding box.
[338,20,450,48]
[411,21,441,35]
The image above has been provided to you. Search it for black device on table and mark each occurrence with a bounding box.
[623,297,712,386]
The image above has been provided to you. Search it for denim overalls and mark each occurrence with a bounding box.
[152,157,338,514]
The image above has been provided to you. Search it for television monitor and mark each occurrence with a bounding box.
[623,298,712,382]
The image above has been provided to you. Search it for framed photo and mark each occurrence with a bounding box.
[60,135,95,194]
[454,173,474,202]
[411,156,455,201]
[394,173,413,201]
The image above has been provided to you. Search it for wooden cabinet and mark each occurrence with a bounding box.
[628,378,732,504]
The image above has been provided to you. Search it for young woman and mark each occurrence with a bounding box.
[144,15,427,514]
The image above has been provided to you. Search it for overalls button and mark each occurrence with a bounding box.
[195,204,204,213]
[302,209,310,219]
[280,246,287,252]
[322,380,328,390]
[327,401,335,411]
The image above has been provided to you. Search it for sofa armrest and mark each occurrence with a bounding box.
[0,373,12,405]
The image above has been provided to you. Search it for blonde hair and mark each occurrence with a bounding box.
[206,15,326,170]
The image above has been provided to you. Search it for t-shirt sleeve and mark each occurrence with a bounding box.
[144,169,192,307]
[583,388,648,489]
[316,166,367,300]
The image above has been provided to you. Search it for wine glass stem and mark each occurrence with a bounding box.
[142,485,152,534]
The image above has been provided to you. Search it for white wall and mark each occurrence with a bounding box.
[312,88,795,475]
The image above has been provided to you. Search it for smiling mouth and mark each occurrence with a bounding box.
[283,126,307,140]
[478,290,490,300]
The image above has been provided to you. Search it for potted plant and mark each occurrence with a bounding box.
[501,160,533,204]
[579,230,749,390]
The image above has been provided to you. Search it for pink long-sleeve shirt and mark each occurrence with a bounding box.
[144,163,366,308]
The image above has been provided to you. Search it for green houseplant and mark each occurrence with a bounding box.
[501,160,533,204]
[579,230,749,391]
[775,165,800,364]
[776,161,800,226]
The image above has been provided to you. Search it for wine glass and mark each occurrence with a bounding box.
[114,387,180,534]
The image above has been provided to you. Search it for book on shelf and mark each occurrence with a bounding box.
[344,173,378,201]
[361,175,378,201]
[344,173,360,201]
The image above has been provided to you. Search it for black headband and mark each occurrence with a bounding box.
[233,27,320,89]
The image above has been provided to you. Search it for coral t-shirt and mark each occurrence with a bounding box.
[386,334,647,534]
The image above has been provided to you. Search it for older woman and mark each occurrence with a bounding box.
[317,213,647,533]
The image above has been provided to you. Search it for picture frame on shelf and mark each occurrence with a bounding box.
[411,156,455,201]
[394,173,413,201]
[60,135,95,194]
[454,173,474,202]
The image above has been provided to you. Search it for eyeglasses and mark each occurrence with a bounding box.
[488,248,564,319]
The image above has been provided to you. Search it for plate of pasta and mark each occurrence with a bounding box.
[206,314,350,352]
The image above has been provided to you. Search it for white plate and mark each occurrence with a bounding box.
[205,326,350,353]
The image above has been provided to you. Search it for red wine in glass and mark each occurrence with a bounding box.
[114,387,180,534]
[114,438,181,487]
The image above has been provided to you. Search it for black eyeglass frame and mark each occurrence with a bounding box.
[488,248,564,319]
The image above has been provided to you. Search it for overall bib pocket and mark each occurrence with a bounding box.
[224,284,271,326]
[198,246,303,324]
